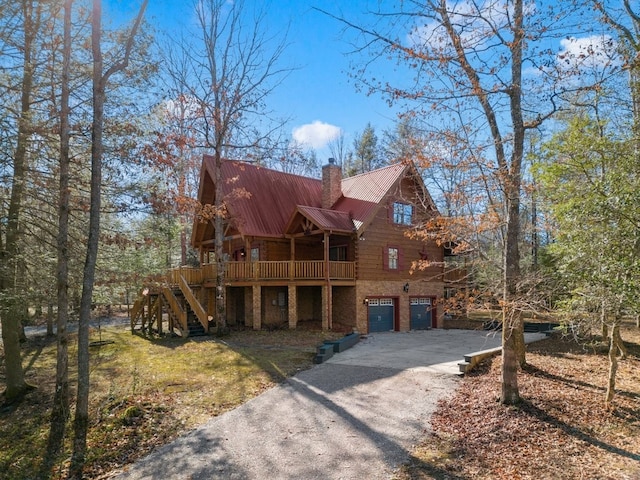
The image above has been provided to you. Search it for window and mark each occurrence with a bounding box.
[393,202,413,225]
[388,247,398,270]
[250,247,260,261]
[329,245,347,261]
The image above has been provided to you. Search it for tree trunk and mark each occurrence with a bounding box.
[214,152,227,334]
[612,323,627,359]
[70,0,105,473]
[42,1,73,475]
[501,183,524,401]
[70,1,147,473]
[501,309,520,405]
[605,324,618,404]
[0,0,41,402]
[46,302,54,337]
[180,226,187,266]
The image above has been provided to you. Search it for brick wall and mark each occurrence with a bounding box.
[355,279,444,333]
[332,286,357,330]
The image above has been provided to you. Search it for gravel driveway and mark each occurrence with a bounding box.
[113,332,463,480]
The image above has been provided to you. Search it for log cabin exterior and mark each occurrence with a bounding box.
[132,156,458,336]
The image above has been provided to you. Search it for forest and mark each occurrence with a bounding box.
[1,0,639,478]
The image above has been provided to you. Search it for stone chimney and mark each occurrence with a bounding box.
[322,158,342,209]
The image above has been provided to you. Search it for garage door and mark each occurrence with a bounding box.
[410,297,432,330]
[368,298,394,332]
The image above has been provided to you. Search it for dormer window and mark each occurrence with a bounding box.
[393,202,413,225]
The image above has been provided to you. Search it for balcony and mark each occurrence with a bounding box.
[167,260,356,286]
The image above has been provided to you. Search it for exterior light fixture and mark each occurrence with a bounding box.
[403,283,409,293]
[363,298,369,305]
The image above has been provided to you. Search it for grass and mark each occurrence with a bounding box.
[0,321,343,480]
[395,322,640,480]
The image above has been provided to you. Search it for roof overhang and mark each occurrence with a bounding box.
[285,205,355,237]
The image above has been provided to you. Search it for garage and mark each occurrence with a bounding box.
[410,297,432,330]
[368,298,395,332]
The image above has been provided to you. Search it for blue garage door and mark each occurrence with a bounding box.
[410,297,432,330]
[368,298,394,332]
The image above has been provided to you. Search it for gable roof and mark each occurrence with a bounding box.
[285,206,355,236]
[204,156,322,238]
[192,156,435,245]
[334,163,408,231]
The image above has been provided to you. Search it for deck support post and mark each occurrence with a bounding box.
[252,285,262,330]
[156,294,163,335]
[322,284,332,331]
[288,284,297,329]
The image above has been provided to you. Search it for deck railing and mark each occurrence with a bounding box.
[167,260,356,285]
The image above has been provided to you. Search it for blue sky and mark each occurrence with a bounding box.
[105,0,402,160]
[104,1,617,161]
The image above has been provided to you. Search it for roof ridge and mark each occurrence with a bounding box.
[206,156,322,182]
[342,162,405,181]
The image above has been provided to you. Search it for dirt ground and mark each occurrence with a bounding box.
[397,323,640,480]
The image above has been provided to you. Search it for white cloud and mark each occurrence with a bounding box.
[557,35,621,71]
[292,121,342,149]
[407,1,536,52]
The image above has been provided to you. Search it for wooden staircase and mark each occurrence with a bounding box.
[130,273,209,338]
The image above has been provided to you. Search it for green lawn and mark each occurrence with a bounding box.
[0,325,342,479]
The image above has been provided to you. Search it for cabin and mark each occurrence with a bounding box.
[132,156,459,336]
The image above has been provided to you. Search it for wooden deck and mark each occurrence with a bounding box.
[167,260,356,285]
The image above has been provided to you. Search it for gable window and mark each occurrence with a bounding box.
[393,202,413,225]
[388,247,398,270]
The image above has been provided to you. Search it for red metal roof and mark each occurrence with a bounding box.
[195,157,411,241]
[293,206,354,233]
[204,157,323,238]
[334,163,407,231]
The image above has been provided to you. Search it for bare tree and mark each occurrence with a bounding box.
[69,0,147,475]
[318,0,597,404]
[165,0,290,333]
[0,0,45,403]
[41,0,73,474]
[328,130,349,166]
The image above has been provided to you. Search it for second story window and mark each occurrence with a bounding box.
[393,202,413,225]
[388,247,398,270]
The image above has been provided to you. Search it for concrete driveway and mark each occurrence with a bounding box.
[114,329,545,480]
[328,329,546,374]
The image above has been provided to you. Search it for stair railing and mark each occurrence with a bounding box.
[130,296,145,332]
[178,274,209,333]
[162,287,187,334]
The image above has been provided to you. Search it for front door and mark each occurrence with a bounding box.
[368,298,394,332]
[410,297,432,330]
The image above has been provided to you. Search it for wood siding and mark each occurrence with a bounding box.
[357,191,442,282]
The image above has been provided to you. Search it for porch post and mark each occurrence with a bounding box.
[322,284,332,331]
[252,285,262,330]
[245,237,252,260]
[288,284,297,329]
[290,237,295,281]
[323,232,332,330]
